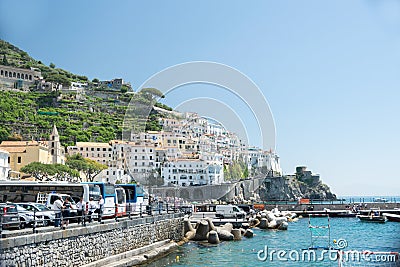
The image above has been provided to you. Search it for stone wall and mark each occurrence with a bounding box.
[0,214,184,267]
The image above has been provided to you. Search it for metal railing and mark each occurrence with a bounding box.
[0,202,183,236]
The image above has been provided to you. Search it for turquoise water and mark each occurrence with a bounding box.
[147,217,400,267]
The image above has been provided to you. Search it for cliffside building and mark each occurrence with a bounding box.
[0,149,10,180]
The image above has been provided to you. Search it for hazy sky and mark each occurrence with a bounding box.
[1,1,399,196]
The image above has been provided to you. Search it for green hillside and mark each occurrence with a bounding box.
[1,39,88,86]
[0,40,171,146]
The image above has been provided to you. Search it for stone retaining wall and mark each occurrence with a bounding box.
[0,214,184,267]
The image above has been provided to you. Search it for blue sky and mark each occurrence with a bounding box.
[1,1,399,196]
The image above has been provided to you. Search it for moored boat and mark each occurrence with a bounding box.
[383,213,400,222]
[357,209,386,223]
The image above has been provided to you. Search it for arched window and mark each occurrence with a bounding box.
[29,75,32,80]
[13,72,16,78]
[0,70,3,76]
[17,73,20,78]
[4,71,7,76]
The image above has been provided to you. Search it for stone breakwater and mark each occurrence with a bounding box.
[0,214,184,267]
[183,208,297,245]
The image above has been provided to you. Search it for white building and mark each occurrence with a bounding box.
[245,147,282,176]
[67,141,130,183]
[0,149,10,180]
[161,158,224,187]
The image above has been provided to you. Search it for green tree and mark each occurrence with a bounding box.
[21,162,56,181]
[242,167,249,178]
[92,78,99,83]
[0,127,10,142]
[66,154,107,182]
[2,54,8,66]
[84,158,107,182]
[139,88,164,101]
[49,62,56,69]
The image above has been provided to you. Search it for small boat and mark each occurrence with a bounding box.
[383,213,400,222]
[357,209,386,223]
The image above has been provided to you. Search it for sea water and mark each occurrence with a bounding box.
[146,217,400,267]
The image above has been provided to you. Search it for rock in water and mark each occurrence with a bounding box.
[205,217,216,231]
[193,220,209,241]
[221,223,233,233]
[185,230,196,240]
[266,213,276,222]
[184,218,194,234]
[231,229,242,240]
[207,230,220,244]
[259,218,268,229]
[278,221,288,230]
[241,223,250,229]
[251,219,260,228]
[275,217,287,225]
[244,229,254,238]
[216,228,234,241]
[267,220,277,229]
[239,228,246,236]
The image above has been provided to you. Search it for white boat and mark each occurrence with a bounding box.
[357,209,386,223]
[383,213,400,222]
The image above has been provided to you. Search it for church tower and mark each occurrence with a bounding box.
[49,124,64,164]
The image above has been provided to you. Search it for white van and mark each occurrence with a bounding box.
[36,192,78,219]
[215,204,246,218]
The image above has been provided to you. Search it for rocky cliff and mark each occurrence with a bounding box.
[258,176,336,201]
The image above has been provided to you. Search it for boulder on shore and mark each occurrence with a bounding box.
[244,229,254,238]
[193,220,209,241]
[216,228,234,241]
[205,217,216,231]
[185,230,196,240]
[232,229,242,240]
[221,223,233,233]
[184,218,194,234]
[259,218,268,229]
[267,220,277,229]
[278,221,288,230]
[207,230,220,244]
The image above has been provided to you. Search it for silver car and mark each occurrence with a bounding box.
[16,203,55,226]
[14,205,39,228]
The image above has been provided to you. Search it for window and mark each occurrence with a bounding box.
[97,148,100,151]
[17,157,21,164]
[7,157,10,164]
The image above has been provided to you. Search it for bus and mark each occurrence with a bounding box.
[0,181,89,204]
[81,182,117,218]
[117,184,148,214]
[115,187,126,217]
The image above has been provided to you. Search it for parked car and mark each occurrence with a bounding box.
[16,203,55,227]
[179,205,193,215]
[14,205,38,228]
[37,193,78,221]
[0,203,21,230]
